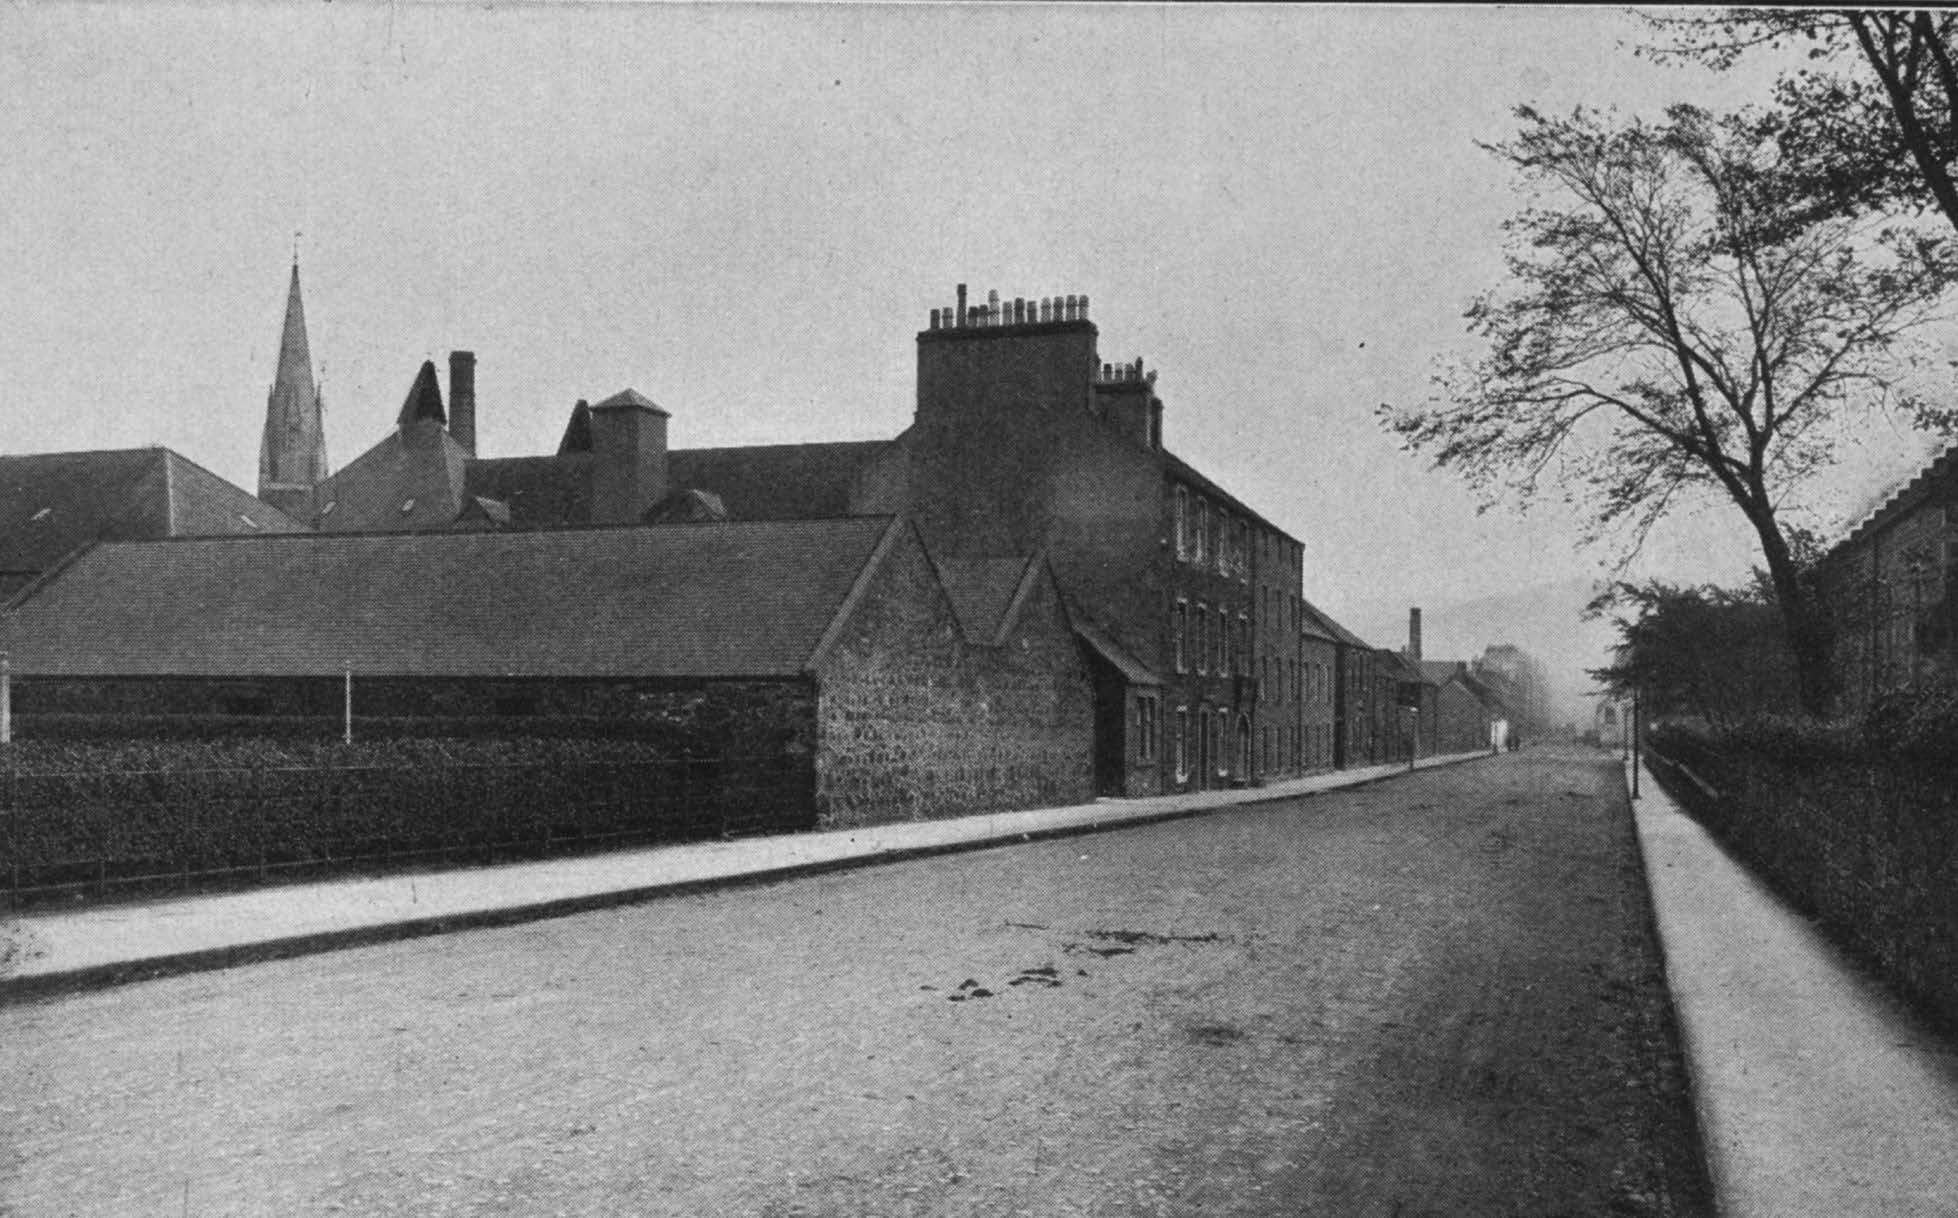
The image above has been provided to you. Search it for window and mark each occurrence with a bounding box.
[1196,604,1209,675]
[1194,499,1208,566]
[1175,707,1190,782]
[1136,696,1159,763]
[1173,600,1188,673]
[1173,487,1188,560]
[1211,713,1226,779]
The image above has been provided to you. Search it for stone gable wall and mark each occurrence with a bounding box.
[815,532,1094,828]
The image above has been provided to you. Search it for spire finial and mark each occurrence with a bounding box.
[292,229,302,266]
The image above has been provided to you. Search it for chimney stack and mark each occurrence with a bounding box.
[448,351,477,457]
[1409,608,1423,664]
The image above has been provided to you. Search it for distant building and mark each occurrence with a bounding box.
[0,447,303,599]
[257,260,330,520]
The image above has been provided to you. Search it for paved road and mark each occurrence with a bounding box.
[0,747,1707,1217]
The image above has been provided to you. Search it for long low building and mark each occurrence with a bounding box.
[0,516,1095,828]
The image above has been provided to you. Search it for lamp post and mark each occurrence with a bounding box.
[1630,684,1641,800]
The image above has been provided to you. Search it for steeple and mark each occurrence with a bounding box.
[258,257,329,518]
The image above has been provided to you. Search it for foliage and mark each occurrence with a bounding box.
[1589,579,1803,731]
[1643,10,1958,243]
[1383,103,1955,712]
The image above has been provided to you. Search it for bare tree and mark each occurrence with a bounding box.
[1381,104,1954,715]
[1645,9,1958,238]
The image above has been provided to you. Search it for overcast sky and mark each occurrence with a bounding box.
[3,2,1949,648]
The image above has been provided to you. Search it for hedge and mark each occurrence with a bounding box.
[1647,721,1958,1034]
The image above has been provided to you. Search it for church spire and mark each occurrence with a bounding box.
[258,256,329,518]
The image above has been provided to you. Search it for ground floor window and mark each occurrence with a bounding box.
[1174,706,1190,782]
[1135,695,1159,763]
[1210,711,1226,781]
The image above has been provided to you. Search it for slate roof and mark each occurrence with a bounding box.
[1161,449,1295,545]
[312,423,470,533]
[0,448,303,595]
[1300,596,1373,651]
[667,441,887,521]
[1071,613,1162,686]
[463,454,593,527]
[5,516,899,679]
[937,556,1034,644]
[460,440,889,530]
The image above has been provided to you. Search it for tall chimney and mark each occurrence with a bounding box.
[448,351,477,457]
[1409,607,1423,664]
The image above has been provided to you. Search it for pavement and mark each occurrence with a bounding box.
[1631,758,1958,1217]
[0,749,1488,1002]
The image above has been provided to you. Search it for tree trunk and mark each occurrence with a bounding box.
[1750,509,1834,717]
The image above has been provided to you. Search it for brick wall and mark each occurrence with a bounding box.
[815,529,1094,828]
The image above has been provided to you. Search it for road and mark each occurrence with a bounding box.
[0,746,1709,1217]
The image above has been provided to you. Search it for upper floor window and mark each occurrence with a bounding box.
[1194,499,1208,566]
[1173,600,1188,673]
[1173,486,1189,561]
[1196,603,1210,675]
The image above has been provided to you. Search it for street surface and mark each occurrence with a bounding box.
[0,746,1708,1216]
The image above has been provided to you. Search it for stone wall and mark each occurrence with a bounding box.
[815,529,1094,828]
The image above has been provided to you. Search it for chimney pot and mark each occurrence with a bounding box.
[956,283,968,327]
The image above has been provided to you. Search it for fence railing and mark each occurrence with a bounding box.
[2,753,815,905]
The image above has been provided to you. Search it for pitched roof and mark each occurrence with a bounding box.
[313,423,470,532]
[1421,659,1470,686]
[1071,613,1162,686]
[5,516,900,679]
[937,556,1033,643]
[592,388,668,415]
[0,448,303,591]
[464,453,593,527]
[667,441,887,521]
[1161,449,1296,545]
[461,439,890,530]
[1300,596,1373,650]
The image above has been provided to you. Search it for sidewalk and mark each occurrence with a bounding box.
[1630,760,1958,1217]
[0,750,1489,1002]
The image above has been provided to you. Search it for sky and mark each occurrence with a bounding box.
[3,2,1952,672]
